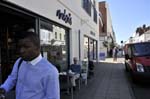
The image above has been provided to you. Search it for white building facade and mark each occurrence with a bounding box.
[138,30,150,42]
[126,30,150,44]
[0,0,99,75]
[99,1,115,58]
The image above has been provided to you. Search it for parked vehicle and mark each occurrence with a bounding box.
[124,42,150,82]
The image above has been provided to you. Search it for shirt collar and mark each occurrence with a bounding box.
[28,54,42,66]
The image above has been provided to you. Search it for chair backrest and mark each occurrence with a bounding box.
[59,74,72,90]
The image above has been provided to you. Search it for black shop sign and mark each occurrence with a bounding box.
[56,9,72,25]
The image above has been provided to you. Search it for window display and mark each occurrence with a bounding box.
[40,20,69,72]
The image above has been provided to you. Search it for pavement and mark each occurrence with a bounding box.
[62,57,135,99]
[99,57,125,63]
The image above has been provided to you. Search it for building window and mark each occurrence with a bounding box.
[60,33,62,40]
[93,8,97,23]
[82,0,91,16]
[92,0,97,23]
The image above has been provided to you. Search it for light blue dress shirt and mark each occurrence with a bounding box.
[70,64,81,74]
[1,54,60,99]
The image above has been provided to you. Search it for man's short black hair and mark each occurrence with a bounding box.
[16,31,40,48]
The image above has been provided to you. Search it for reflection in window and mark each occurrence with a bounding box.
[60,33,62,40]
[132,43,150,56]
[55,32,57,39]
[93,41,97,60]
[89,39,94,60]
[0,48,1,84]
[40,20,68,72]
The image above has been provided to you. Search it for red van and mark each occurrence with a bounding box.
[124,42,150,82]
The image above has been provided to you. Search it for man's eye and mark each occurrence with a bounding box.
[24,45,31,48]
[19,45,30,48]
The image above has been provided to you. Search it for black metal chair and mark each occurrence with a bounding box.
[59,73,74,99]
[75,74,82,90]
[88,61,95,78]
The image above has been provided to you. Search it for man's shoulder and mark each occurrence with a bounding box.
[42,59,59,73]
[39,59,54,68]
[39,60,59,76]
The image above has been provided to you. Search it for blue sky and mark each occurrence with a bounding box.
[97,0,150,44]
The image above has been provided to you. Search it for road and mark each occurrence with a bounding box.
[125,68,150,99]
[131,83,150,99]
[73,58,150,99]
[104,58,150,99]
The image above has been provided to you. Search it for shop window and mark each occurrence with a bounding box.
[84,36,97,61]
[84,36,89,61]
[40,20,69,72]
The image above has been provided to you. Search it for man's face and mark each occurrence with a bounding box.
[73,59,77,64]
[18,38,40,61]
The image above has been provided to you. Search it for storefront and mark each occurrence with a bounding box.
[0,0,100,83]
[0,1,70,83]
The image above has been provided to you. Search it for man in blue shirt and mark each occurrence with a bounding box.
[68,57,81,90]
[0,32,60,99]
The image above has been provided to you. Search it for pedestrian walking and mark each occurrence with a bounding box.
[113,46,118,62]
[0,31,60,99]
